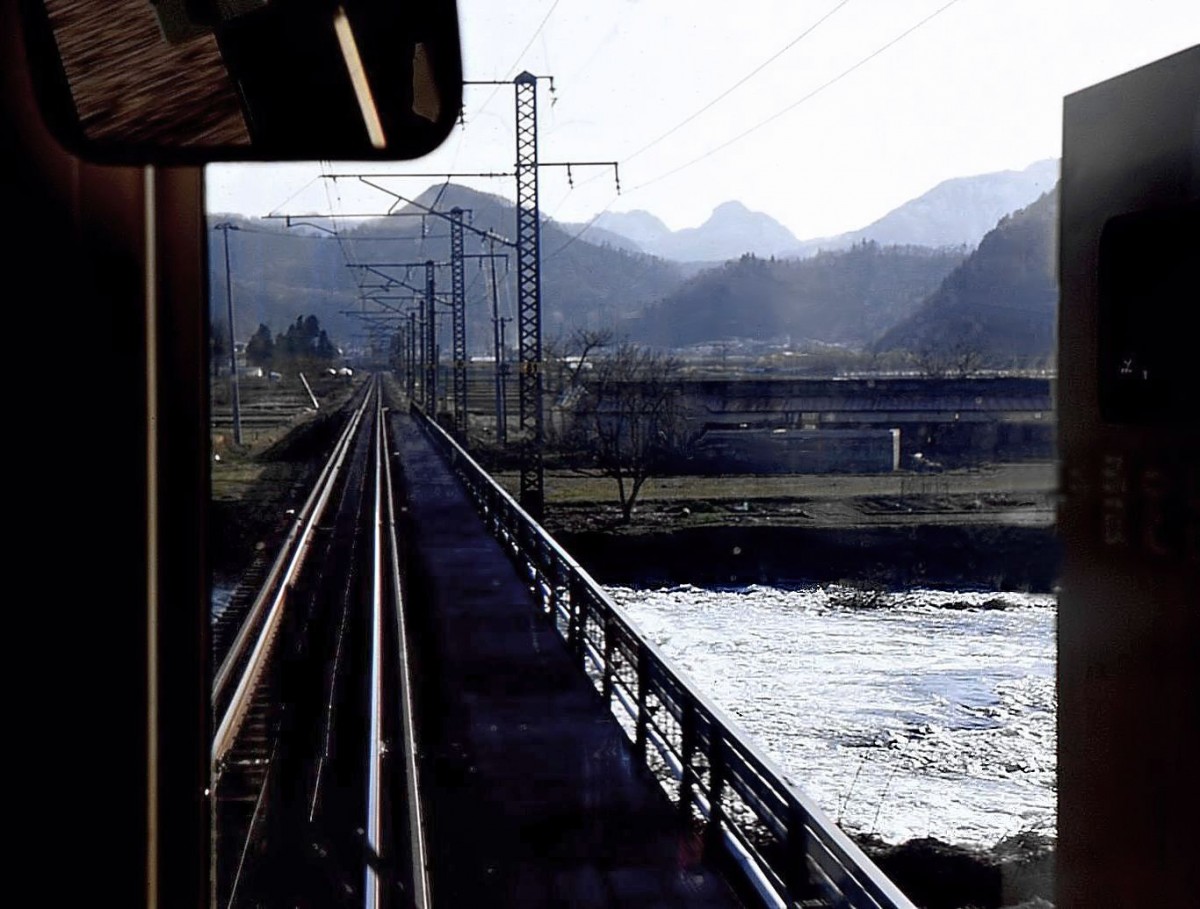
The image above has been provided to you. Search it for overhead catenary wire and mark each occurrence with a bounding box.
[319,167,412,343]
[236,0,959,263]
[414,179,450,264]
[354,176,517,247]
[548,0,850,202]
[543,192,622,259]
[474,0,563,117]
[219,222,445,241]
[630,0,964,193]
[264,174,323,218]
[621,0,854,165]
[542,0,939,250]
[320,161,359,271]
[251,4,963,331]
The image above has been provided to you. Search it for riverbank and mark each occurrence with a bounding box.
[553,522,1058,591]
[494,464,1059,591]
[853,831,1055,909]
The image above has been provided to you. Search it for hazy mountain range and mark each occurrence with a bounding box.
[628,189,1058,363]
[581,158,1059,262]
[632,244,966,349]
[873,189,1058,364]
[208,182,684,349]
[209,162,1059,366]
[593,201,801,261]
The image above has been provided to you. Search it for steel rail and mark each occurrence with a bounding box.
[365,395,385,909]
[213,380,371,707]
[223,736,281,909]
[380,392,433,908]
[212,379,375,767]
[413,403,916,909]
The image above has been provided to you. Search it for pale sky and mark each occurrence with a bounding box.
[206,0,1198,240]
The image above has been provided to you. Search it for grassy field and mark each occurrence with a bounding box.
[211,375,360,502]
[490,463,1056,534]
[494,463,1055,504]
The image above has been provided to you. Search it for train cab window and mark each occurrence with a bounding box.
[199,9,1195,907]
[4,3,1195,909]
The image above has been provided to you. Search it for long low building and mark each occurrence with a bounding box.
[691,427,901,474]
[680,376,1054,468]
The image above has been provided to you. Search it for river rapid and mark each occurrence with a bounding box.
[609,584,1056,852]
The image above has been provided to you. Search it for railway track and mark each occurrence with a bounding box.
[211,375,427,909]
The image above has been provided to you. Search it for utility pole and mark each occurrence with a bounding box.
[499,315,511,442]
[215,222,242,445]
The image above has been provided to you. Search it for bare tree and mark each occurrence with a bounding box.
[577,343,693,523]
[544,328,614,444]
[947,338,985,378]
[912,338,985,379]
[912,344,949,378]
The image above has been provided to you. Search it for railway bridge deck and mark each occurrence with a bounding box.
[212,375,913,909]
[389,407,740,907]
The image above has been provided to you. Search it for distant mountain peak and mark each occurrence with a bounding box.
[594,199,799,261]
[711,200,751,215]
[592,209,673,249]
[830,158,1061,251]
[595,160,1063,263]
[617,208,670,228]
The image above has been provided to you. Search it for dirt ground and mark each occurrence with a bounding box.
[210,376,361,581]
[494,463,1056,534]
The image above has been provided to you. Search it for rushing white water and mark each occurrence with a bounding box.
[211,581,236,619]
[609,584,1056,851]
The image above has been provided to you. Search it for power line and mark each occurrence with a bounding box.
[631,0,963,193]
[264,174,321,218]
[352,176,517,247]
[503,0,562,77]
[320,160,357,269]
[208,222,438,241]
[543,192,620,259]
[417,180,451,263]
[623,0,853,165]
[475,0,562,118]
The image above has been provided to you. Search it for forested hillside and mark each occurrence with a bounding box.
[632,243,965,348]
[209,183,685,351]
[872,190,1058,366]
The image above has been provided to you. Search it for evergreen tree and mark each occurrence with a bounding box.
[316,330,337,360]
[245,323,274,366]
[210,320,229,376]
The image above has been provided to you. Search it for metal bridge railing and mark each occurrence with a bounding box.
[412,404,916,909]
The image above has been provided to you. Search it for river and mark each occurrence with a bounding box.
[609,584,1056,851]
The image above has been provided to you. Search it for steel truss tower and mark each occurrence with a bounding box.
[449,208,468,435]
[424,261,437,413]
[514,71,544,516]
[406,312,417,400]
